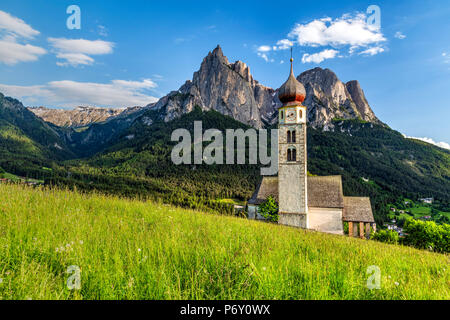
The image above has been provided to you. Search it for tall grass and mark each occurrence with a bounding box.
[0,184,448,300]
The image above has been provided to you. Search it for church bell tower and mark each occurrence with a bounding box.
[277,53,308,228]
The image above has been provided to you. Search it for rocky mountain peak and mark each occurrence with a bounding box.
[345,80,378,122]
[152,45,266,128]
[297,67,381,128]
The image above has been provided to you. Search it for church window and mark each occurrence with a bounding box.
[291,130,296,143]
[287,147,296,162]
[287,130,291,143]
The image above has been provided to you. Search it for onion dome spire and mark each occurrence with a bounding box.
[278,48,306,107]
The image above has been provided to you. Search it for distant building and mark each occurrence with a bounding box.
[419,198,433,204]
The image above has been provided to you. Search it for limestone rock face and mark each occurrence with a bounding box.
[149,47,380,130]
[28,106,140,128]
[297,67,381,129]
[152,45,278,128]
[345,80,378,123]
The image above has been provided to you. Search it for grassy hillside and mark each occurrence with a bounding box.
[0,183,448,300]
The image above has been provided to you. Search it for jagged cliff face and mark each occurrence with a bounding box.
[152,46,277,128]
[28,106,140,128]
[150,46,380,130]
[25,46,379,132]
[297,68,380,129]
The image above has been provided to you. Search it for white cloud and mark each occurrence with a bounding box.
[302,49,339,64]
[0,11,46,65]
[394,31,406,39]
[257,45,272,53]
[288,14,386,47]
[111,79,157,89]
[257,52,274,63]
[0,39,46,65]
[402,134,450,150]
[48,38,114,67]
[256,42,290,62]
[275,39,294,50]
[255,13,386,63]
[0,79,159,108]
[55,53,94,67]
[0,10,40,39]
[359,46,385,56]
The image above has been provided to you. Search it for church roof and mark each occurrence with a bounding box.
[277,57,306,107]
[342,197,375,223]
[248,175,344,208]
[308,176,344,208]
[248,176,278,205]
[248,176,375,223]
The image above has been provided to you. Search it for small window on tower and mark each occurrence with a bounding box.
[287,147,296,162]
[291,130,296,143]
[280,110,284,119]
[299,110,302,119]
[287,130,291,143]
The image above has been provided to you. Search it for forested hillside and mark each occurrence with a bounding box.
[45,107,450,226]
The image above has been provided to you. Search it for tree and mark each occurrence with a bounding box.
[371,229,399,244]
[259,195,279,223]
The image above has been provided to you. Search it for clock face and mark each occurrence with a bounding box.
[286,109,297,122]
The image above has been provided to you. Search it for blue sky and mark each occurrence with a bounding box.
[0,0,449,146]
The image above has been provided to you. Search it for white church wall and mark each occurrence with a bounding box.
[308,207,344,235]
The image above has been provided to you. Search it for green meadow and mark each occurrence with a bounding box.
[0,184,448,300]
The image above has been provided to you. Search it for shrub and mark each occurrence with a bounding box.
[402,219,450,253]
[259,195,279,223]
[371,229,399,244]
[0,166,5,174]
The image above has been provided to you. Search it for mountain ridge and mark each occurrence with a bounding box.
[146,45,382,130]
[28,106,143,128]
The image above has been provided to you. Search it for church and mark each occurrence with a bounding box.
[247,57,376,238]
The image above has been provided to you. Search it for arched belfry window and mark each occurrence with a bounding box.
[287,130,291,143]
[287,147,297,162]
[291,130,296,143]
[299,109,302,119]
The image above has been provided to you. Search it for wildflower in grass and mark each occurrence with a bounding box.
[138,248,142,252]
[0,278,3,284]
[394,282,399,286]
[79,240,84,245]
[127,277,134,288]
